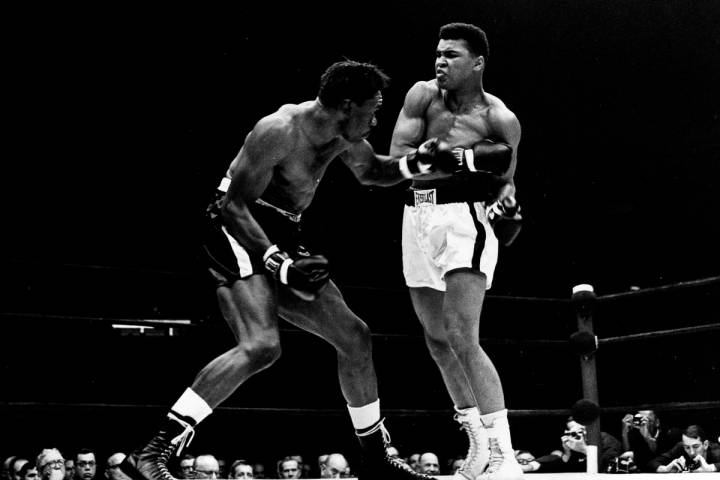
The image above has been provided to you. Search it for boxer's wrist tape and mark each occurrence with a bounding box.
[399,155,433,179]
[398,156,413,179]
[278,258,291,284]
[263,244,281,262]
[263,245,292,284]
[463,148,476,172]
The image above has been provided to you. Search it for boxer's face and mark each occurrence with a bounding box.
[341,91,382,142]
[435,39,480,90]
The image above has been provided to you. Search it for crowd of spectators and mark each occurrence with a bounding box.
[3,410,718,478]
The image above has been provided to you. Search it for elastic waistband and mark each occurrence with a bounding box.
[405,188,485,207]
[218,177,231,193]
[216,177,301,222]
[254,198,302,223]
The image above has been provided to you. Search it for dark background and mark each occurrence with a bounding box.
[2,0,719,472]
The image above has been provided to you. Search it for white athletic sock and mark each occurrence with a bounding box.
[480,408,514,453]
[455,405,481,416]
[347,399,381,430]
[170,388,213,425]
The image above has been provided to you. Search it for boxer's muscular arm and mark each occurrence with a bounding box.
[340,81,445,185]
[487,109,521,202]
[338,82,439,186]
[339,139,439,187]
[221,116,292,259]
[390,81,433,157]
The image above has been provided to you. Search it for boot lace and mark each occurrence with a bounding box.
[455,413,482,477]
[170,423,196,456]
[149,420,196,480]
[374,421,435,479]
[485,438,504,474]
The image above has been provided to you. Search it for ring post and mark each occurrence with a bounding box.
[571,284,600,473]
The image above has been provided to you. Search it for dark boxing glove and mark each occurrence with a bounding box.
[399,138,443,178]
[263,245,330,301]
[449,140,513,175]
[488,196,523,246]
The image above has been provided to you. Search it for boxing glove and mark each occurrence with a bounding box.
[488,197,523,246]
[263,245,330,300]
[450,140,513,175]
[399,138,443,178]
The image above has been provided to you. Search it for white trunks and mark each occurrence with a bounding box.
[402,188,499,291]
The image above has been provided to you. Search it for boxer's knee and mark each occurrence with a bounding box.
[446,326,481,360]
[336,317,372,357]
[424,333,455,364]
[242,333,282,370]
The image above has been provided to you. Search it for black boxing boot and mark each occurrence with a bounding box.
[356,418,437,480]
[119,412,196,480]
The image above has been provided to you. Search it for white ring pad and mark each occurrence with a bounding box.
[573,284,594,294]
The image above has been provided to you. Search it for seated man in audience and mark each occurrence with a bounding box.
[648,424,720,473]
[18,461,39,480]
[62,461,73,480]
[193,455,221,480]
[251,463,266,479]
[36,449,66,480]
[72,450,97,480]
[320,454,349,479]
[619,409,679,472]
[448,456,464,475]
[406,454,421,473]
[417,454,439,476]
[229,461,254,479]
[11,459,29,480]
[514,450,536,473]
[277,458,301,479]
[177,455,196,480]
[523,417,622,472]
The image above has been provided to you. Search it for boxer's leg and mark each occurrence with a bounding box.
[442,272,521,480]
[120,275,280,480]
[409,285,490,480]
[278,281,435,480]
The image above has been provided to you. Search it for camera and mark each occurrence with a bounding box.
[632,414,646,427]
[565,429,585,441]
[683,457,701,472]
[607,456,635,474]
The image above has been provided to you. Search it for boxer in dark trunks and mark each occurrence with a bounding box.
[120,60,461,480]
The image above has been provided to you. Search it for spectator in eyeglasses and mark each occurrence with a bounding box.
[514,450,536,473]
[193,455,221,480]
[36,449,65,480]
[72,450,96,480]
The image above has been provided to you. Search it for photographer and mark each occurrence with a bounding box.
[523,418,622,472]
[649,424,720,473]
[619,409,680,472]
